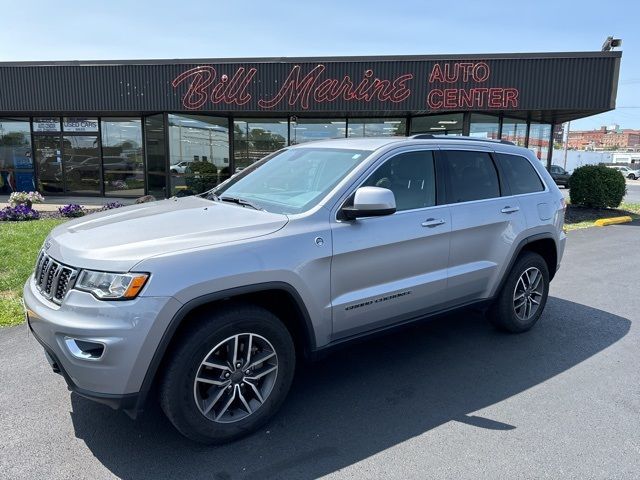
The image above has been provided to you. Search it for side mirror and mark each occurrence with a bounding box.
[341,186,396,220]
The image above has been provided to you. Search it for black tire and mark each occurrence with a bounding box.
[488,251,550,333]
[159,304,295,444]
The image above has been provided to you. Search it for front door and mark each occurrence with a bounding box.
[34,135,64,193]
[330,148,451,340]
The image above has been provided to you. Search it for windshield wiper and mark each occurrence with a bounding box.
[219,196,262,210]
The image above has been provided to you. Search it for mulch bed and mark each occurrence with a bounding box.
[565,205,635,224]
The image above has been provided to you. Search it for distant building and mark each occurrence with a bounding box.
[568,125,640,150]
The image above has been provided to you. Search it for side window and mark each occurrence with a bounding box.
[444,150,500,203]
[363,150,436,211]
[496,153,545,195]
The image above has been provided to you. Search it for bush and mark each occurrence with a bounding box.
[9,191,45,207]
[0,205,40,221]
[185,161,218,194]
[569,165,626,208]
[59,204,85,218]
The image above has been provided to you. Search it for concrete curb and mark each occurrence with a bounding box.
[594,216,633,227]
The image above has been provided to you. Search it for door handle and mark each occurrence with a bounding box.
[421,218,446,227]
[501,206,520,214]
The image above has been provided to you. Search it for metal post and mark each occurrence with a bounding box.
[563,121,571,170]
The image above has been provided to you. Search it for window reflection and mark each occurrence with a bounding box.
[290,118,346,144]
[102,118,144,196]
[410,114,464,135]
[0,119,34,194]
[348,118,406,137]
[168,114,230,196]
[234,119,288,172]
[501,117,527,146]
[469,114,499,139]
[144,114,168,198]
[528,123,552,161]
[63,135,101,194]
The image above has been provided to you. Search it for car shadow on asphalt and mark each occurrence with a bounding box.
[69,296,630,480]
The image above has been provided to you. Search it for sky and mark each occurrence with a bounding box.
[1,0,637,131]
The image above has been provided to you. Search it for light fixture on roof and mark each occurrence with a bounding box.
[602,36,622,51]
[438,120,458,125]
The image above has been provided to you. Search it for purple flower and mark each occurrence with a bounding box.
[0,205,40,221]
[58,204,85,218]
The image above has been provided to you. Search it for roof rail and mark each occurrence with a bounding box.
[409,134,515,146]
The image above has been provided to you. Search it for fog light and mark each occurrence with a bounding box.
[64,337,105,360]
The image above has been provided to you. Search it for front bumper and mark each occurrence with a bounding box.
[24,275,182,408]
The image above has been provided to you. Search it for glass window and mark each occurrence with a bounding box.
[234,119,288,172]
[33,117,61,133]
[363,151,435,211]
[444,150,500,203]
[63,135,101,195]
[495,153,544,195]
[348,118,406,137]
[501,117,526,146]
[214,148,370,214]
[101,118,144,197]
[528,123,552,161]
[0,119,34,194]
[144,115,167,198]
[290,118,346,144]
[34,136,63,193]
[63,117,99,133]
[168,114,230,196]
[410,114,464,135]
[469,114,499,139]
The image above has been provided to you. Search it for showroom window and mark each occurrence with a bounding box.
[168,114,230,196]
[469,114,500,140]
[410,114,464,135]
[144,114,168,198]
[234,119,288,172]
[101,118,144,197]
[528,123,552,161]
[501,117,527,146]
[348,118,406,137]
[0,118,34,194]
[290,118,346,144]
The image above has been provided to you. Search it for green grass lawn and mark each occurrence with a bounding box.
[0,219,66,327]
[564,202,640,231]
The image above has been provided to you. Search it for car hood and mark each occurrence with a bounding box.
[45,197,288,272]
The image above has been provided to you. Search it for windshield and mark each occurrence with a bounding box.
[212,147,372,214]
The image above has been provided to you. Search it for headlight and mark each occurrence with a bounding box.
[75,270,149,300]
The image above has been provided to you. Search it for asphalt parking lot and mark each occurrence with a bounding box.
[1,222,639,480]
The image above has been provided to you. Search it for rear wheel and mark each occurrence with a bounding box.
[160,305,295,444]
[488,252,549,333]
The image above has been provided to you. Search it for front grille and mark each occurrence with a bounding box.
[34,250,78,305]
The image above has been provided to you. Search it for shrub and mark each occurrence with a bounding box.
[569,165,626,208]
[59,204,85,218]
[9,191,45,207]
[0,205,40,221]
[185,161,218,194]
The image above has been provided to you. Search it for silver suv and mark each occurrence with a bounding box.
[24,136,566,443]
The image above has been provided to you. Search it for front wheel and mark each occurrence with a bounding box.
[488,252,550,333]
[159,305,295,444]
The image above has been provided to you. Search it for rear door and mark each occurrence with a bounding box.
[330,147,451,340]
[439,147,527,305]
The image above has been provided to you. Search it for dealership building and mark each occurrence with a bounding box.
[0,51,621,198]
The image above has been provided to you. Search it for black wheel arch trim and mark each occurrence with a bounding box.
[133,281,316,415]
[493,232,558,298]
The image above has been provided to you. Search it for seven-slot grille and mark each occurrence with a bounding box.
[34,250,78,304]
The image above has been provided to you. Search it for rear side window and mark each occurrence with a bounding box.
[444,150,500,203]
[496,153,545,195]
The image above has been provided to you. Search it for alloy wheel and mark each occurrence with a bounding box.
[513,267,544,321]
[193,333,278,423]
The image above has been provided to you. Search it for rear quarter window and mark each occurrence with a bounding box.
[495,153,545,195]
